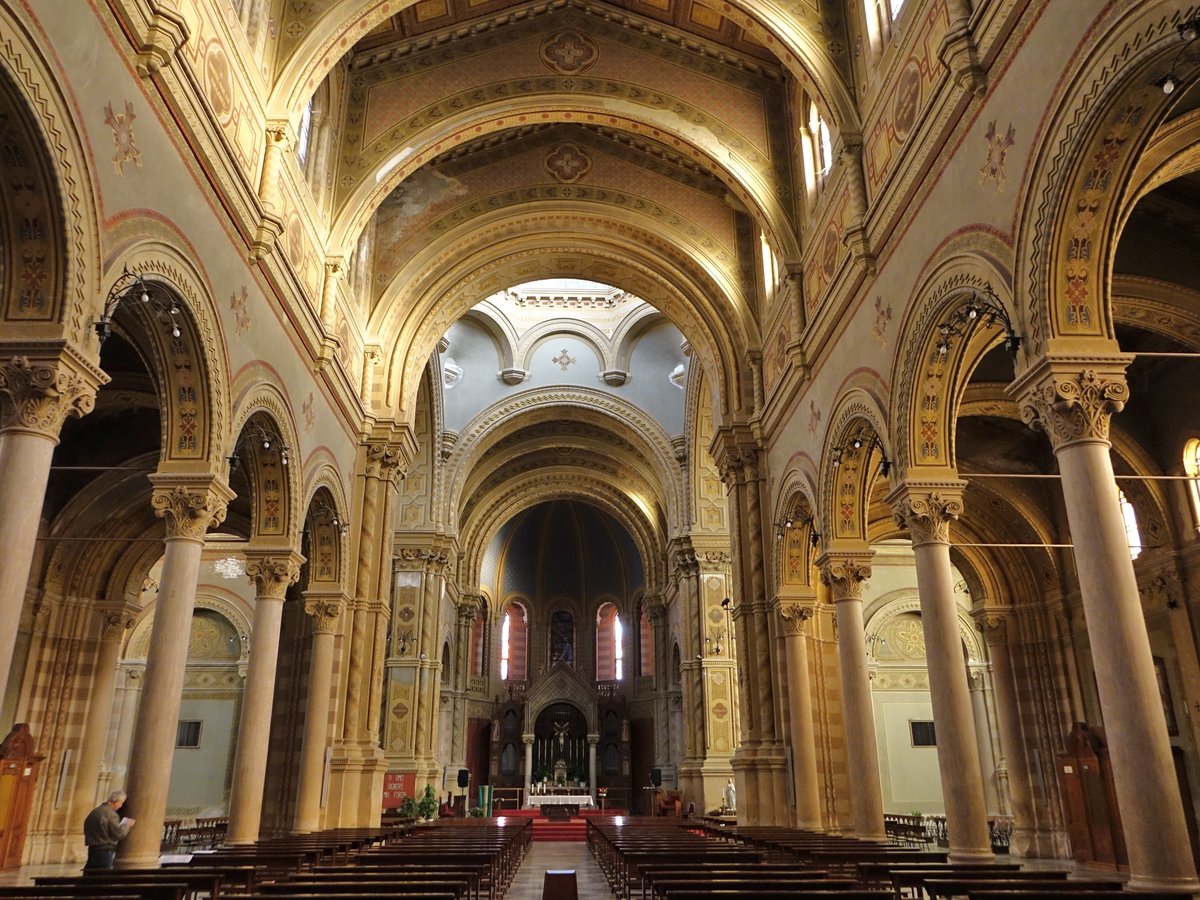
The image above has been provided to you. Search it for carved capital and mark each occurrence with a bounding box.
[643,594,666,625]
[778,603,815,635]
[264,122,293,154]
[710,424,761,487]
[395,547,450,574]
[0,351,107,437]
[100,611,134,642]
[1012,360,1131,450]
[671,548,699,582]
[303,592,344,634]
[149,476,233,541]
[889,483,966,547]
[818,554,873,602]
[365,441,405,480]
[245,551,304,599]
[457,602,479,623]
[972,608,1011,646]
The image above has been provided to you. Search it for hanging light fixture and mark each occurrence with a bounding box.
[95,267,184,345]
[227,422,290,471]
[933,286,1021,359]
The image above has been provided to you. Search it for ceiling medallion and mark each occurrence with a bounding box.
[544,143,592,184]
[540,31,599,76]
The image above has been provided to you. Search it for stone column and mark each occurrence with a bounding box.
[587,733,599,802]
[778,602,823,829]
[1014,361,1200,893]
[973,609,1036,854]
[294,592,343,833]
[889,485,992,862]
[71,610,133,818]
[257,122,291,212]
[968,669,1001,815]
[226,551,303,844]
[319,257,344,334]
[0,350,104,700]
[819,552,885,840]
[523,734,535,805]
[117,477,232,867]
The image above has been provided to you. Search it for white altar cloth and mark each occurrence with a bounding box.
[528,794,595,808]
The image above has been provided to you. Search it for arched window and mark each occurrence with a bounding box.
[1118,489,1142,560]
[296,98,314,167]
[808,102,833,183]
[1185,439,1200,530]
[596,602,623,681]
[499,602,527,681]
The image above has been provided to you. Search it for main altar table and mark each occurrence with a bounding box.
[528,794,595,808]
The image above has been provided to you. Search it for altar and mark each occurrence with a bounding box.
[528,793,595,808]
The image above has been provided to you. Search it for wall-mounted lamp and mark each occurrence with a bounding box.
[95,267,184,345]
[720,597,732,610]
[705,629,726,656]
[396,628,415,656]
[1157,17,1200,95]
[228,422,290,471]
[832,433,893,477]
[934,286,1021,359]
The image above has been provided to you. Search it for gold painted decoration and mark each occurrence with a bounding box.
[544,143,592,184]
[103,101,142,175]
[539,31,600,75]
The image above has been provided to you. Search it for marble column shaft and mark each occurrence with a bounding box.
[0,352,104,701]
[118,478,231,867]
[523,734,534,801]
[779,603,823,829]
[974,609,1036,853]
[226,552,303,844]
[820,554,885,840]
[1017,363,1199,892]
[890,486,992,862]
[71,611,133,819]
[294,593,343,833]
[587,734,599,802]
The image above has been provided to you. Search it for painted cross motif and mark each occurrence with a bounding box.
[552,348,576,372]
[103,101,143,175]
[302,392,315,431]
[230,285,250,335]
[872,296,892,346]
[540,31,599,75]
[979,120,1016,191]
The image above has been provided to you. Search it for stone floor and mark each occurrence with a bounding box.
[506,841,615,899]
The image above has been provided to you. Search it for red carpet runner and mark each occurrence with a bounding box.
[501,808,627,842]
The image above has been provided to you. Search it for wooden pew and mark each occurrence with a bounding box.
[922,879,1123,899]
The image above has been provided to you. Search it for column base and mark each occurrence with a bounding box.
[325,741,387,828]
[948,847,998,864]
[1126,874,1200,894]
[676,758,735,816]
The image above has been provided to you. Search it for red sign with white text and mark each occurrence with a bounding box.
[382,772,416,808]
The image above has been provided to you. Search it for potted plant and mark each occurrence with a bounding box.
[417,783,438,821]
[399,796,417,819]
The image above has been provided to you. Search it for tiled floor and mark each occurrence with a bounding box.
[506,842,615,898]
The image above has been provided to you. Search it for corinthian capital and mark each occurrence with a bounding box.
[303,591,345,635]
[888,482,966,547]
[818,553,873,601]
[1011,359,1131,450]
[365,441,407,480]
[778,602,815,635]
[100,610,135,641]
[149,475,234,541]
[0,348,107,437]
[972,607,1011,646]
[245,551,304,599]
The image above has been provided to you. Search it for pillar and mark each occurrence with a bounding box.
[71,611,133,819]
[1014,361,1200,892]
[968,669,1001,816]
[0,350,104,701]
[117,476,233,867]
[226,551,303,844]
[257,123,291,212]
[778,603,823,829]
[587,733,599,802]
[523,734,534,804]
[973,609,1037,855]
[819,552,885,840]
[889,485,992,862]
[319,257,344,336]
[293,592,343,833]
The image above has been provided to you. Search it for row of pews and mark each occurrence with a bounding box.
[0,818,531,900]
[587,817,1198,900]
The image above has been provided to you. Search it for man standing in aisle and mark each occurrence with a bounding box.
[82,790,135,869]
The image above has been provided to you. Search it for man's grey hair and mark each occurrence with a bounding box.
[107,791,126,804]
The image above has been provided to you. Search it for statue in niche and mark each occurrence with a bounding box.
[724,778,736,812]
[550,610,575,666]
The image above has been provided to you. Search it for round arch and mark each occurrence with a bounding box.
[820,389,892,547]
[228,385,304,546]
